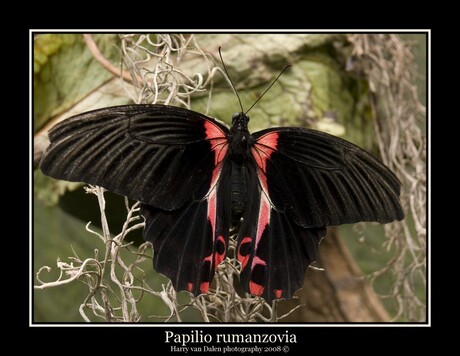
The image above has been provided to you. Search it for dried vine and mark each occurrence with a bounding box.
[348,34,426,321]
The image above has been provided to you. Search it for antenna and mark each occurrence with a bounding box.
[244,64,292,115]
[219,47,292,115]
[219,47,244,113]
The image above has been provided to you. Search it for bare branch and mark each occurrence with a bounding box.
[83,34,135,82]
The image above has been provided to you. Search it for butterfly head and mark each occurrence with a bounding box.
[231,112,249,131]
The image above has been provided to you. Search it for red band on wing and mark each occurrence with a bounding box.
[206,165,226,272]
[207,171,219,229]
[257,131,279,149]
[240,194,271,297]
[205,120,228,165]
[251,131,279,172]
[251,132,279,198]
[204,120,226,140]
[255,195,270,248]
[204,120,229,274]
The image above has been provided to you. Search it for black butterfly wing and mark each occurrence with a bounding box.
[250,127,404,228]
[141,157,232,296]
[236,127,404,300]
[40,104,233,296]
[237,163,326,301]
[40,104,230,210]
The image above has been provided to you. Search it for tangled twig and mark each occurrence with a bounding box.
[348,34,426,322]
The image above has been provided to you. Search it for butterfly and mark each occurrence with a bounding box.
[39,104,404,301]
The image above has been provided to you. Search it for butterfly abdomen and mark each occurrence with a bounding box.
[230,162,248,226]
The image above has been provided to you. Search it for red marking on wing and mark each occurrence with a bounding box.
[251,132,279,199]
[214,235,226,267]
[237,236,252,270]
[239,256,250,271]
[257,131,279,149]
[205,120,228,165]
[255,195,270,248]
[206,160,227,275]
[251,256,267,268]
[205,122,227,268]
[214,144,228,165]
[274,289,283,299]
[239,236,252,245]
[251,131,279,172]
[187,283,194,292]
[208,171,218,229]
[256,171,269,196]
[249,281,265,296]
[207,163,222,250]
[200,282,210,293]
[240,256,250,271]
[204,120,226,140]
[247,192,271,296]
[238,195,271,296]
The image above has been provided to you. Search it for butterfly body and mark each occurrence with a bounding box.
[40,104,404,301]
[230,161,248,225]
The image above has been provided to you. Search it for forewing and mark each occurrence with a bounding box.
[236,163,326,301]
[251,128,404,227]
[141,157,232,296]
[40,104,229,210]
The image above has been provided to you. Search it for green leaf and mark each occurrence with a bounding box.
[34,34,124,132]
